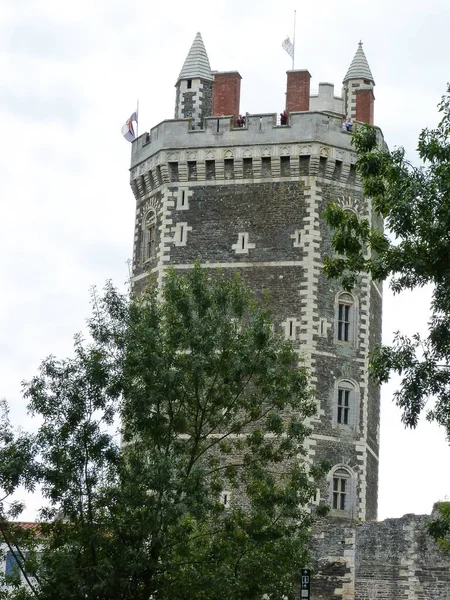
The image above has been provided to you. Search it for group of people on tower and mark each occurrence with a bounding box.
[238,111,353,131]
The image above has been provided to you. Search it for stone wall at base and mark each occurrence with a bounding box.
[310,509,450,600]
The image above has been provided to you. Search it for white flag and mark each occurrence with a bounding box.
[282,37,294,59]
[121,111,138,142]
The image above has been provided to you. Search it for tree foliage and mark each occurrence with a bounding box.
[0,266,327,600]
[324,86,450,438]
[427,502,450,554]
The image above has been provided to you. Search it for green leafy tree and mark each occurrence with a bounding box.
[323,86,450,549]
[427,502,450,554]
[0,266,327,600]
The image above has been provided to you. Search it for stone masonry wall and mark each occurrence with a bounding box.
[311,511,450,600]
[175,79,213,129]
[130,157,381,521]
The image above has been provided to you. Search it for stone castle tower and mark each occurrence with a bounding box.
[129,34,382,522]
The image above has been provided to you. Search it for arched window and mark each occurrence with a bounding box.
[333,379,359,431]
[144,210,157,260]
[332,468,350,510]
[328,465,357,516]
[335,292,358,344]
[337,293,352,341]
[337,380,352,425]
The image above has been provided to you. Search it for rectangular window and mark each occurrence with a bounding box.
[221,490,231,507]
[224,159,234,180]
[5,551,19,577]
[333,477,346,510]
[319,156,327,177]
[148,225,156,258]
[280,156,291,177]
[261,156,271,177]
[187,161,197,181]
[156,165,162,186]
[243,158,253,178]
[5,550,29,578]
[299,155,310,176]
[338,303,350,341]
[168,162,179,182]
[148,170,156,189]
[320,318,325,336]
[333,160,343,181]
[337,389,350,424]
[206,160,216,180]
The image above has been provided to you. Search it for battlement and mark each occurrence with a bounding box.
[131,111,367,169]
[129,110,384,202]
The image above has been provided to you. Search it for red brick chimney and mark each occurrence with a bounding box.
[212,71,242,122]
[355,89,374,125]
[286,70,311,113]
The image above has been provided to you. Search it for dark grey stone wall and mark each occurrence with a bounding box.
[200,80,213,123]
[176,79,213,128]
[181,91,196,120]
[311,518,355,599]
[311,511,450,599]
[131,170,381,521]
[168,181,308,265]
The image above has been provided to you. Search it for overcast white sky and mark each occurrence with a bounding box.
[1,0,449,522]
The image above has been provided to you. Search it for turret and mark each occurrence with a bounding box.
[174,32,213,128]
[342,41,375,124]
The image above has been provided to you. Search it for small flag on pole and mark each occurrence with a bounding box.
[121,111,138,142]
[282,36,294,59]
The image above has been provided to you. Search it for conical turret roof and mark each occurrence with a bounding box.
[343,41,374,84]
[177,32,213,82]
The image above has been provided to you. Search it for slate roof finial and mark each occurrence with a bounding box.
[343,41,374,84]
[177,32,213,83]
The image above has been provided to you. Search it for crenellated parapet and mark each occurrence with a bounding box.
[129,112,384,201]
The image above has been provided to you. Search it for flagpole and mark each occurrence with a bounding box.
[292,10,296,70]
[136,99,139,138]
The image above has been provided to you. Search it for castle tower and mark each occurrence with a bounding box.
[129,36,382,521]
[174,32,214,128]
[342,41,375,124]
